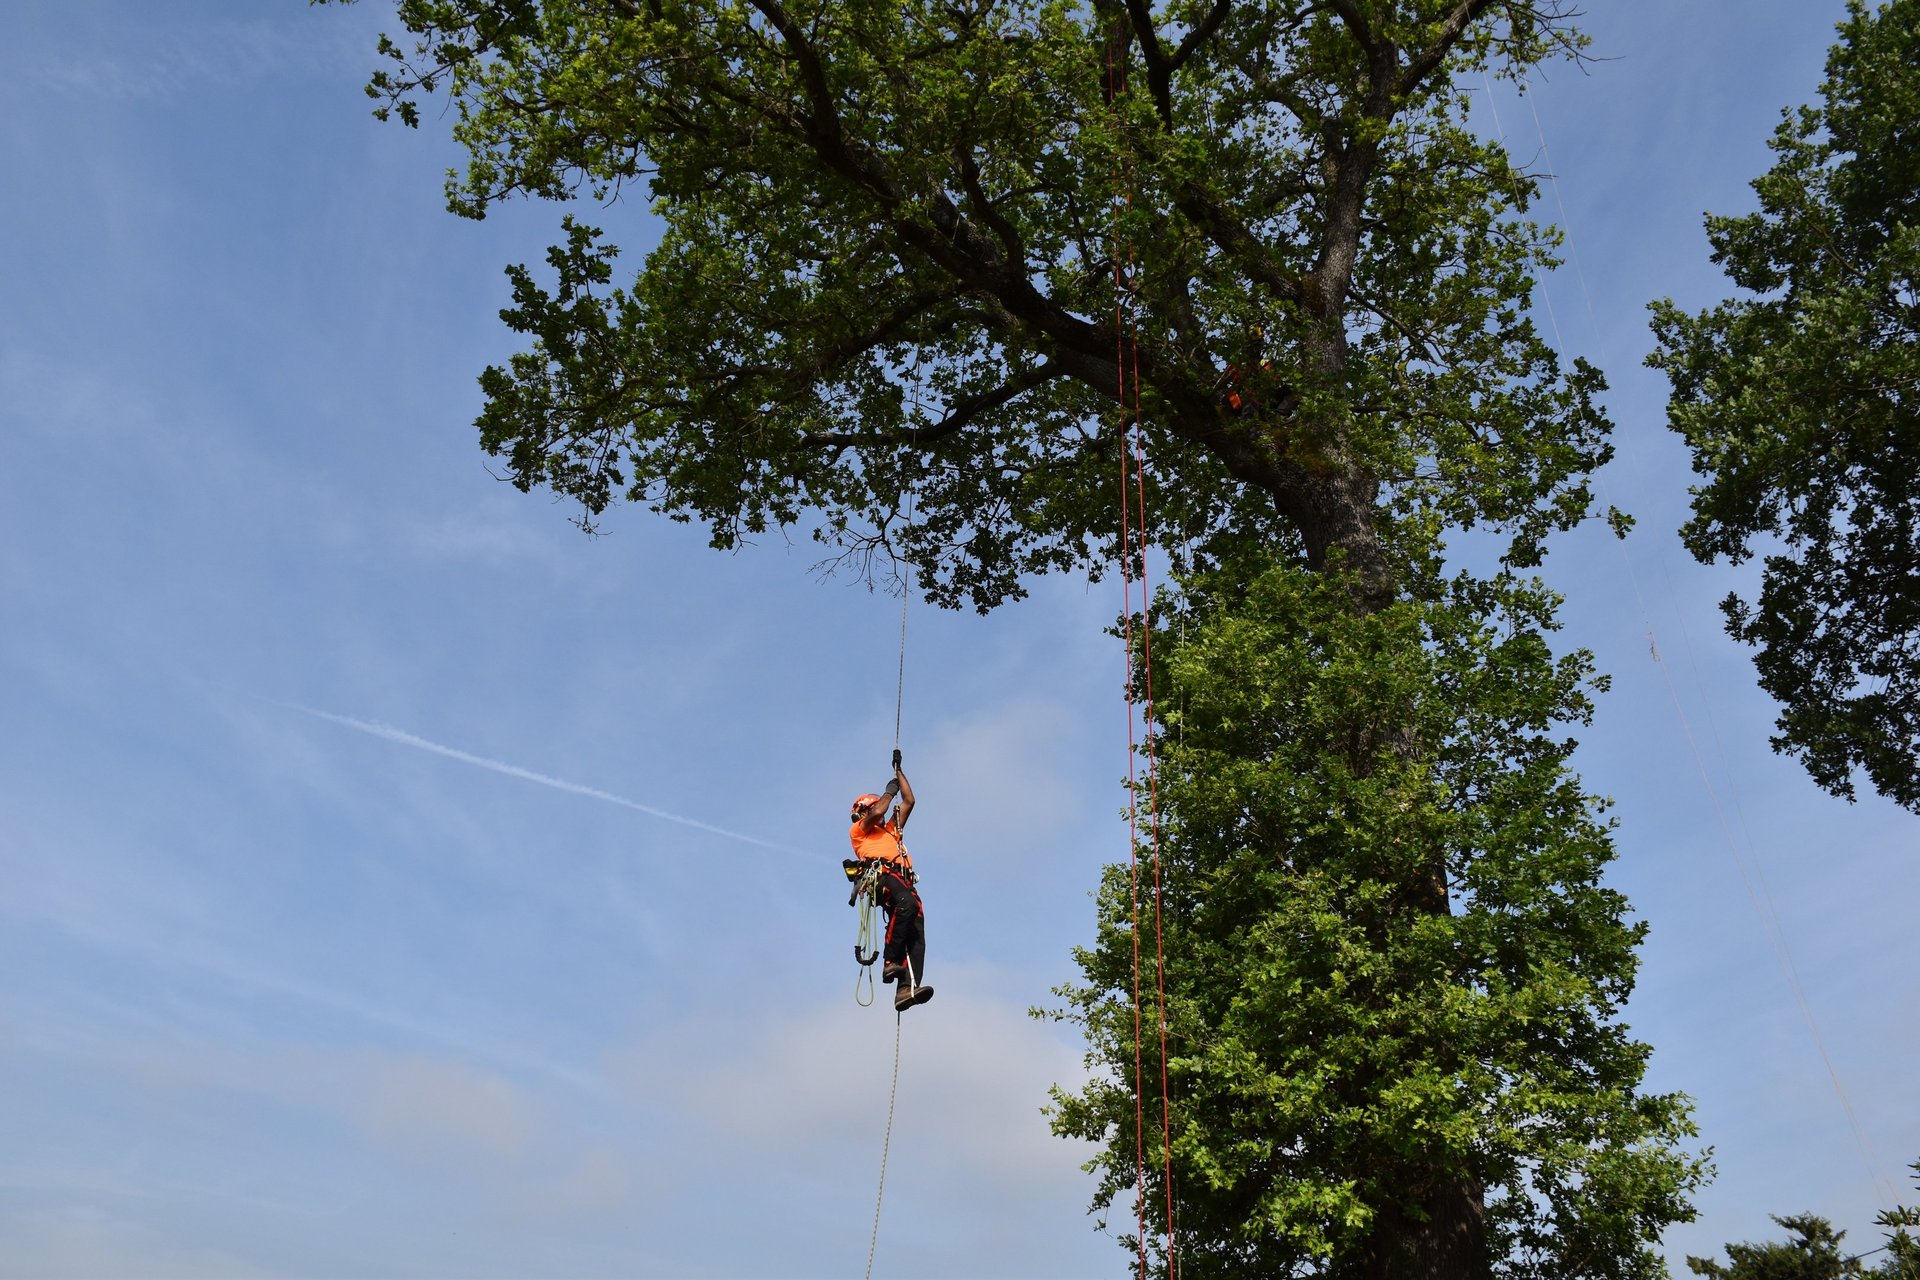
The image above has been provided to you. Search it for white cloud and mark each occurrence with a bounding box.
[911,699,1096,870]
[521,1146,634,1218]
[115,1043,544,1168]
[0,1205,273,1280]
[357,1053,539,1159]
[611,974,1097,1190]
[26,19,367,103]
[399,511,566,569]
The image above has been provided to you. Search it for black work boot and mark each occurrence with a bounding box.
[893,979,916,1012]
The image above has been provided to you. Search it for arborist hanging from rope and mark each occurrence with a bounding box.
[845,749,934,1013]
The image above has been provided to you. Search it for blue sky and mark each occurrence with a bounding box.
[0,3,1913,1276]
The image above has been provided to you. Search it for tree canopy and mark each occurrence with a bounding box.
[349,0,1610,612]
[1650,0,1920,813]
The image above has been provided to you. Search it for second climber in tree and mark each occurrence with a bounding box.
[849,750,933,1013]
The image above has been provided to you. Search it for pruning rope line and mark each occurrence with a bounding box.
[1514,75,1894,1204]
[1482,72,1894,1204]
[1130,275,1176,1280]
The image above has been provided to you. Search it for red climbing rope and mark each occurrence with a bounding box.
[1108,33,1175,1280]
[1127,262,1177,1280]
[1108,45,1148,1280]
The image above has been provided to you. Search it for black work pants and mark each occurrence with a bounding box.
[877,870,926,983]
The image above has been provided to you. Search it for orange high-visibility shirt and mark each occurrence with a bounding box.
[849,818,913,873]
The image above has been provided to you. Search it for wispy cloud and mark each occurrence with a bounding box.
[285,705,804,856]
[20,19,368,103]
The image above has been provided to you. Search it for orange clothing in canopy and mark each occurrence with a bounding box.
[849,818,913,873]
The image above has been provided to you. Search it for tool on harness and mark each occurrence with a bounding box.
[845,858,884,913]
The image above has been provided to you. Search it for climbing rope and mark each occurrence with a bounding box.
[1108,32,1176,1279]
[861,345,923,1279]
[863,1012,904,1280]
[894,344,921,753]
[894,482,912,752]
[1127,267,1176,1280]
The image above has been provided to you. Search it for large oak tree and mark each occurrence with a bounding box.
[331,1,1706,1273]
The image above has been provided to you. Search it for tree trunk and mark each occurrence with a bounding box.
[1311,464,1490,1280]
[1365,1177,1490,1280]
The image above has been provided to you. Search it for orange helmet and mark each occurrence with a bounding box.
[851,793,885,819]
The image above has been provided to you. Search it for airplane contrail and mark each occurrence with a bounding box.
[288,705,804,855]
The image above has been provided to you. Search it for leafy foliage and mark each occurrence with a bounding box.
[1047,558,1706,1278]
[1649,0,1920,811]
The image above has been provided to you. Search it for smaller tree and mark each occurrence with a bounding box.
[1874,1159,1920,1279]
[1648,0,1920,812]
[1686,1214,1863,1280]
[1686,1161,1920,1280]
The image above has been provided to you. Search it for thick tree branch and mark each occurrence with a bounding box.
[798,361,1065,450]
[1400,0,1499,93]
[1309,7,1404,318]
[956,147,1026,270]
[1121,0,1173,122]
[1121,0,1230,124]
[697,55,1114,371]
[1169,0,1234,77]
[1171,182,1309,305]
[1325,0,1377,50]
[745,0,842,143]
